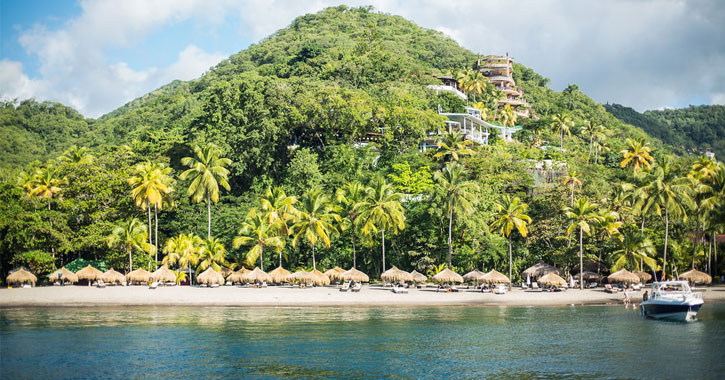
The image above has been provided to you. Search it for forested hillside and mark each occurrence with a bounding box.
[2,6,722,285]
[605,103,725,159]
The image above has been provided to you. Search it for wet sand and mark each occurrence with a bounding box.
[2,284,725,307]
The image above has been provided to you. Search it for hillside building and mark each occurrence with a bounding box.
[478,53,530,119]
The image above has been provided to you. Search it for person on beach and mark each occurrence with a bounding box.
[642,290,648,302]
[623,288,630,308]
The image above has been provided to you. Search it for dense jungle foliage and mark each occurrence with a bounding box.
[1,6,723,285]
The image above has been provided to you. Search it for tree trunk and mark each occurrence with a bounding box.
[663,208,669,280]
[207,195,211,238]
[352,234,357,268]
[279,251,283,268]
[692,215,700,269]
[382,230,386,273]
[260,246,264,272]
[148,204,152,272]
[588,134,593,160]
[508,235,513,290]
[595,146,599,164]
[154,204,159,269]
[560,129,564,151]
[48,199,55,259]
[640,216,645,270]
[708,235,712,276]
[570,186,574,207]
[128,245,133,273]
[188,266,192,286]
[579,227,584,290]
[312,243,316,270]
[448,201,453,269]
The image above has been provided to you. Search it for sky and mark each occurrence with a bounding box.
[1,0,724,118]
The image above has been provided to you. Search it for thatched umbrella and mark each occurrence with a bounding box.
[287,270,328,286]
[679,269,712,284]
[480,269,511,284]
[151,265,177,283]
[7,268,37,286]
[338,268,370,283]
[197,267,225,285]
[432,268,464,284]
[463,270,485,283]
[219,267,234,278]
[574,271,601,282]
[410,270,427,283]
[242,267,273,284]
[49,267,79,283]
[538,272,567,287]
[100,269,126,284]
[76,265,104,285]
[226,269,246,284]
[126,268,152,284]
[633,271,652,283]
[522,262,560,279]
[267,266,292,284]
[381,266,413,282]
[607,269,640,284]
[311,269,331,286]
[324,267,345,282]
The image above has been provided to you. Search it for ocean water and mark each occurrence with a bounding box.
[1,305,723,380]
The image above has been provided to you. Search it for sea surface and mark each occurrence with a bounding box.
[1,304,723,379]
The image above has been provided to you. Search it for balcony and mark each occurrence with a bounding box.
[516,109,530,118]
[486,75,515,84]
[500,98,525,106]
[427,85,468,101]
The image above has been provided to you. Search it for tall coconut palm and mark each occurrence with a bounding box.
[27,166,66,258]
[106,218,151,273]
[563,171,583,207]
[565,199,601,289]
[620,138,654,172]
[473,101,491,121]
[687,157,719,269]
[593,208,623,275]
[640,156,693,279]
[610,226,657,272]
[292,189,340,270]
[592,124,608,164]
[162,233,202,285]
[466,71,489,102]
[179,143,232,238]
[490,195,532,288]
[550,113,574,151]
[336,182,371,268]
[234,209,284,271]
[128,162,172,269]
[500,104,518,128]
[152,163,175,264]
[356,178,406,273]
[58,145,93,165]
[259,186,298,237]
[433,163,480,268]
[196,236,228,273]
[433,131,476,162]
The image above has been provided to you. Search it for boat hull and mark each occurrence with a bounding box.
[641,302,702,322]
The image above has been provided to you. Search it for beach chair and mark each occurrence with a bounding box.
[450,285,460,292]
[588,282,598,288]
[340,281,350,292]
[351,283,362,292]
[261,282,268,288]
[97,280,106,288]
[149,281,159,289]
[532,282,539,290]
[604,284,615,293]
[392,285,408,294]
[210,283,220,288]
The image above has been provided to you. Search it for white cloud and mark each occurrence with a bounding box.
[165,45,227,82]
[0,60,49,101]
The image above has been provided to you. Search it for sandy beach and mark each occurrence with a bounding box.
[2,284,725,308]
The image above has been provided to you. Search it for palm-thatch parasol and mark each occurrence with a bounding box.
[538,272,567,287]
[49,267,79,283]
[7,268,37,286]
[463,270,485,283]
[607,269,640,284]
[267,266,292,284]
[523,262,560,279]
[219,267,234,277]
[410,270,427,283]
[633,271,652,283]
[480,269,511,284]
[381,266,413,282]
[196,267,225,285]
[678,269,712,284]
[227,268,250,283]
[338,268,370,283]
[311,269,331,286]
[432,268,464,284]
[574,271,601,282]
[100,269,126,284]
[324,267,345,282]
[126,268,152,284]
[76,265,104,285]
[151,265,177,283]
[242,267,273,284]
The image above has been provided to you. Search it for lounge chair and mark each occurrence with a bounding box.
[97,280,106,288]
[149,281,159,289]
[392,285,408,294]
[351,283,362,292]
[450,285,460,292]
[588,282,598,288]
[494,285,507,294]
[604,284,616,293]
[340,281,350,292]
[210,283,220,288]
[532,282,539,290]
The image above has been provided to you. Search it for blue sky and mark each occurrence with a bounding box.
[1,0,724,118]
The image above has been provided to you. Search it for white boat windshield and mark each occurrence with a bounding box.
[651,281,691,297]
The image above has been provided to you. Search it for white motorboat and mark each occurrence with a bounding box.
[640,281,703,321]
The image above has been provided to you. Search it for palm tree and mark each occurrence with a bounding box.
[687,157,719,269]
[433,131,476,162]
[179,143,232,238]
[58,145,93,165]
[433,163,480,268]
[550,113,574,151]
[106,218,150,273]
[292,189,340,270]
[234,209,284,271]
[640,156,693,279]
[162,233,202,285]
[620,138,654,172]
[579,120,604,161]
[565,199,601,289]
[466,71,488,102]
[128,162,173,269]
[259,186,298,237]
[593,208,623,275]
[27,165,66,258]
[196,236,228,273]
[592,124,608,164]
[336,182,371,268]
[610,226,657,272]
[563,171,583,207]
[356,178,406,273]
[473,101,491,121]
[490,195,532,288]
[500,104,518,128]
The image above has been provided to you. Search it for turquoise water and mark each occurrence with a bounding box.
[1,305,724,379]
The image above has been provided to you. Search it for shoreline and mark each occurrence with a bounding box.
[3,284,725,308]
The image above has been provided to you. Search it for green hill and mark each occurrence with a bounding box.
[605,103,725,158]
